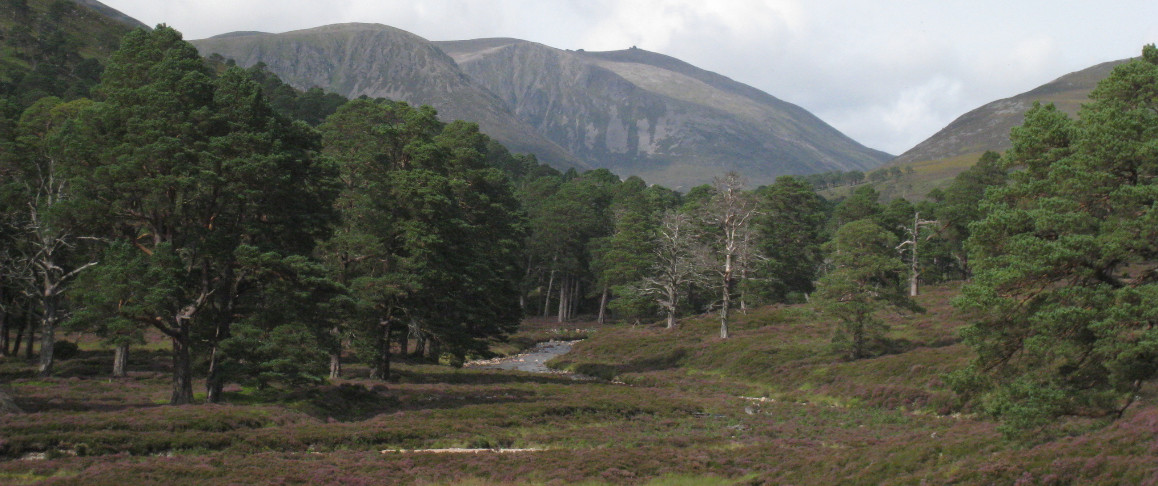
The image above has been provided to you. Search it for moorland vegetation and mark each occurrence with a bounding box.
[1,7,1157,484]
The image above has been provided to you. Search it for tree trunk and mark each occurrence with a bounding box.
[739,262,748,312]
[329,353,342,379]
[597,286,609,325]
[909,219,920,297]
[542,266,556,318]
[328,326,342,379]
[570,278,580,320]
[24,311,36,358]
[205,322,230,403]
[910,268,919,297]
[11,315,26,358]
[852,320,866,360]
[398,328,409,361]
[557,276,568,323]
[112,343,129,378]
[412,330,426,359]
[170,323,194,405]
[720,253,733,339]
[37,297,58,377]
[370,319,393,380]
[665,283,680,329]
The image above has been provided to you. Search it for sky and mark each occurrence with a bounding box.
[97,0,1158,156]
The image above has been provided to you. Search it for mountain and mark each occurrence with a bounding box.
[70,0,149,30]
[190,24,584,171]
[1,0,141,106]
[192,24,891,188]
[877,59,1127,197]
[437,39,891,188]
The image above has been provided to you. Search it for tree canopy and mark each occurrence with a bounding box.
[952,45,1158,434]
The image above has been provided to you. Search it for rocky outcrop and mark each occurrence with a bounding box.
[193,25,583,170]
[194,24,893,188]
[440,39,891,188]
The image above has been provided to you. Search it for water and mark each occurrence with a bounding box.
[464,340,581,374]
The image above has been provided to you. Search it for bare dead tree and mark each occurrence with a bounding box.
[22,156,97,377]
[638,211,710,329]
[703,172,759,339]
[896,211,939,297]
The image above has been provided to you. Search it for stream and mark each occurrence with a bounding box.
[464,340,585,376]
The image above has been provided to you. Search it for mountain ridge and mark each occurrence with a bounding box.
[847,58,1132,201]
[193,24,892,188]
[191,23,585,170]
[891,59,1126,168]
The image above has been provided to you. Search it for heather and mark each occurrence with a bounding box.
[1,284,1156,484]
[3,18,1158,485]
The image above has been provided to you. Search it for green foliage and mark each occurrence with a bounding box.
[0,0,129,109]
[318,98,525,375]
[56,26,338,402]
[815,220,919,360]
[590,176,667,321]
[749,176,828,304]
[829,184,881,230]
[954,45,1158,434]
[930,150,1008,279]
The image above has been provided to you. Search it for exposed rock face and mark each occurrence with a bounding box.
[890,59,1126,168]
[439,39,891,188]
[194,24,893,187]
[192,24,583,170]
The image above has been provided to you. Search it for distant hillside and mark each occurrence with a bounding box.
[439,39,892,188]
[190,24,584,171]
[874,59,1127,199]
[193,24,892,188]
[1,0,140,106]
[70,0,149,30]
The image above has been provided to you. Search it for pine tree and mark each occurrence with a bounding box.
[952,45,1158,433]
[816,220,919,360]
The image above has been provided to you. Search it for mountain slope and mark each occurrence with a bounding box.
[71,0,149,30]
[878,59,1127,197]
[191,24,584,170]
[439,38,892,188]
[193,24,891,188]
[1,0,140,105]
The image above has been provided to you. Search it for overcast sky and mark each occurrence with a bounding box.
[97,0,1158,155]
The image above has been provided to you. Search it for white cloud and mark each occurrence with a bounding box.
[821,76,966,154]
[98,0,1158,155]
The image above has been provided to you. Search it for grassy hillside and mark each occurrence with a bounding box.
[857,60,1128,201]
[0,0,138,107]
[1,283,1154,484]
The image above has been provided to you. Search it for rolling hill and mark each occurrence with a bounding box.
[192,24,893,188]
[870,59,1128,199]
